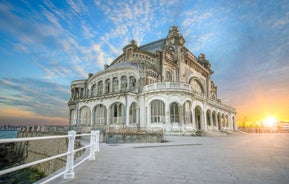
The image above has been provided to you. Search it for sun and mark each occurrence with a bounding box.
[263,116,278,128]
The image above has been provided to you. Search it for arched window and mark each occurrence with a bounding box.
[110,102,125,124]
[121,76,127,91]
[80,106,91,125]
[170,102,179,123]
[129,76,136,90]
[94,104,106,125]
[97,81,103,95]
[129,103,137,124]
[183,101,192,124]
[105,79,110,93]
[91,84,96,97]
[112,77,118,92]
[151,100,165,123]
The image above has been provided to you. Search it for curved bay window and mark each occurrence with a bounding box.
[97,81,103,95]
[121,76,127,91]
[183,101,192,124]
[80,106,91,125]
[129,103,137,124]
[94,104,106,125]
[170,102,179,123]
[151,100,165,123]
[110,102,125,124]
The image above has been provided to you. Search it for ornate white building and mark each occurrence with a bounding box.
[68,26,237,135]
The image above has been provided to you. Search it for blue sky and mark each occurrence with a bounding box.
[0,0,288,125]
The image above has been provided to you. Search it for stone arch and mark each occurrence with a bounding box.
[195,105,202,130]
[110,102,125,124]
[150,100,165,123]
[225,114,229,128]
[93,104,107,125]
[79,106,91,125]
[189,77,204,94]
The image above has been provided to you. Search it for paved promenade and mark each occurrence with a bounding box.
[51,133,289,184]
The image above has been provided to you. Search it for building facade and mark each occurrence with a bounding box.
[68,26,237,134]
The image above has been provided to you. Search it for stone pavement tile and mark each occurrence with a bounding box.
[47,134,289,184]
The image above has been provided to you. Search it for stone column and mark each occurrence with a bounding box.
[106,107,110,125]
[210,111,213,130]
[202,111,206,131]
[192,108,196,130]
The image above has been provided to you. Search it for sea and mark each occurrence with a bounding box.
[0,130,18,139]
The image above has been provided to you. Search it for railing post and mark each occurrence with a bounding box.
[89,131,96,160]
[95,130,100,152]
[63,130,76,179]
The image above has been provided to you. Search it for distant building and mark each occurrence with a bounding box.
[68,26,237,135]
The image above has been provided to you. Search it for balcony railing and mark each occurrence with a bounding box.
[0,130,100,184]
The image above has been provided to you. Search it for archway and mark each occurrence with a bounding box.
[110,102,125,124]
[79,106,91,125]
[195,106,202,130]
[93,104,107,125]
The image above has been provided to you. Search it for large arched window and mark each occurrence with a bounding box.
[91,84,96,97]
[190,78,204,94]
[105,79,110,93]
[212,111,217,127]
[110,102,125,124]
[112,77,118,92]
[129,103,137,124]
[94,104,106,125]
[80,106,91,125]
[70,109,76,125]
[97,81,103,95]
[183,101,192,124]
[151,100,165,123]
[170,102,179,123]
[121,76,127,91]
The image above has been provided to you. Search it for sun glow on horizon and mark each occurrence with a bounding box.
[262,116,278,128]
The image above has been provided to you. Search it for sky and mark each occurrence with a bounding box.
[0,0,288,126]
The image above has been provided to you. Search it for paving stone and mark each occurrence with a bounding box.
[44,134,289,184]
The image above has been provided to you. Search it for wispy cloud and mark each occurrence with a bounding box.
[0,78,69,118]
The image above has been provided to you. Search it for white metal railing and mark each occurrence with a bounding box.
[0,130,100,183]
